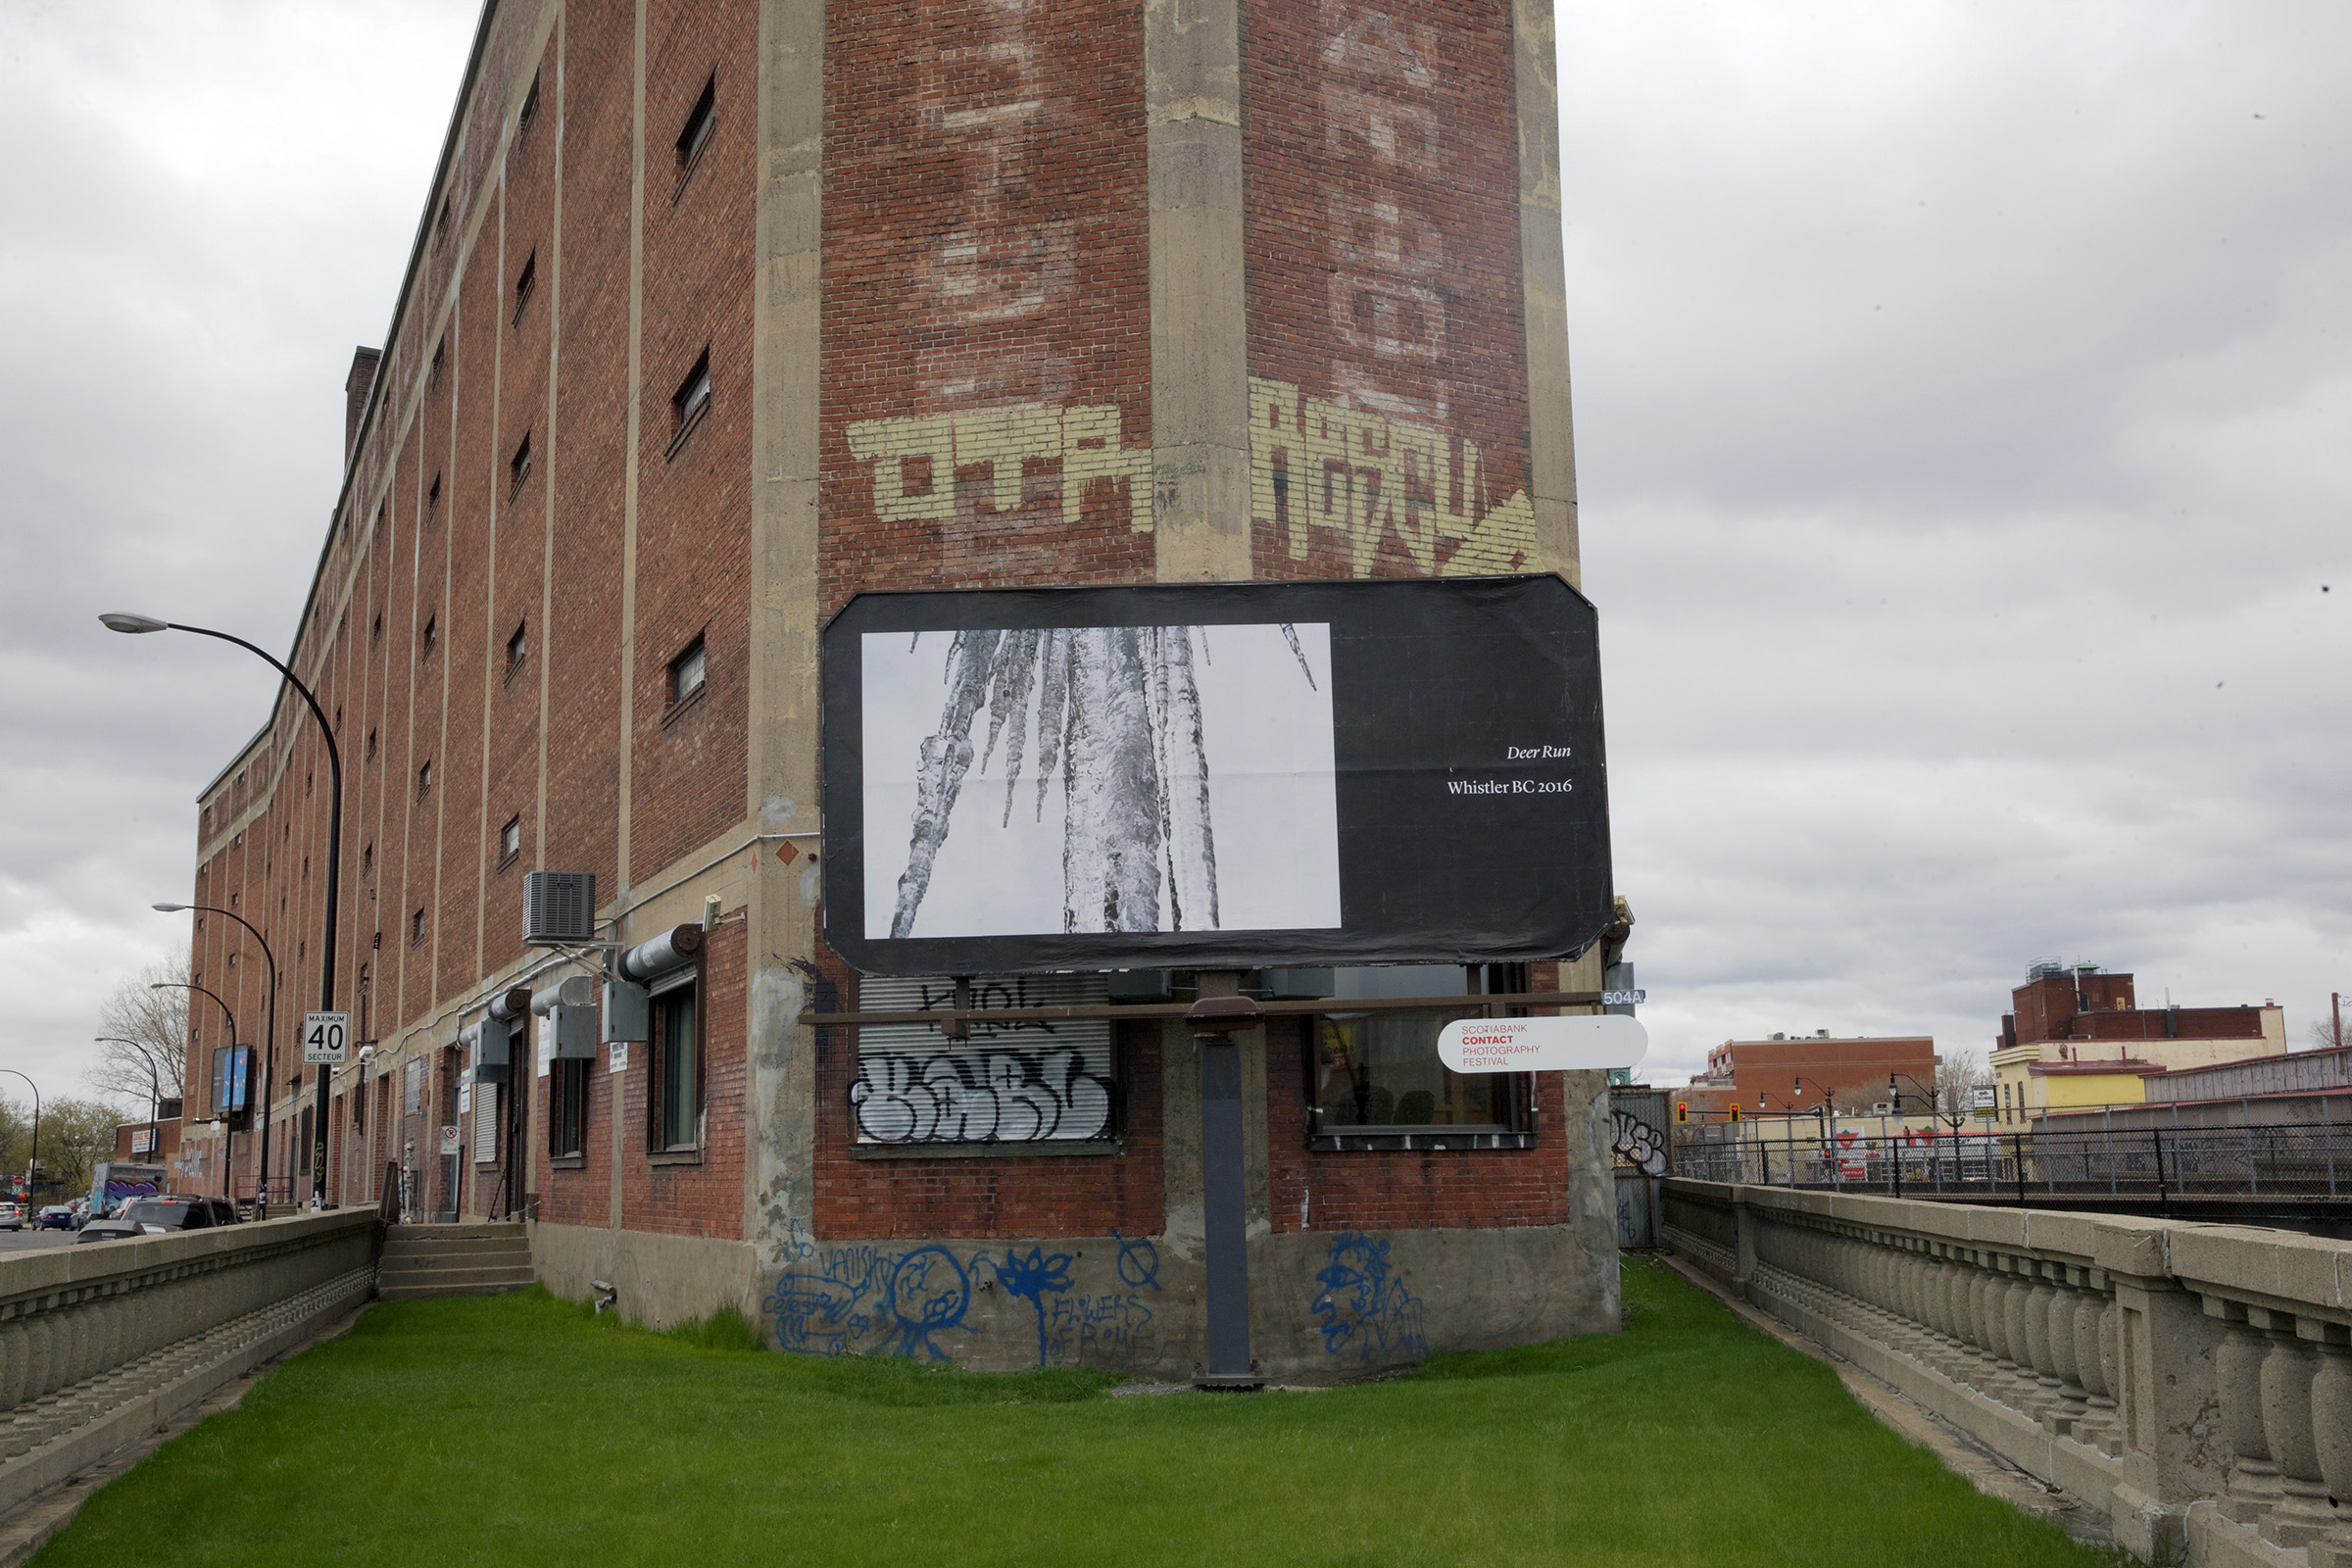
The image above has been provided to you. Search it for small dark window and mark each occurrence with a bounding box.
[517,72,540,139]
[363,843,373,877]
[420,615,436,658]
[431,334,446,379]
[510,434,531,500]
[367,727,378,760]
[500,815,522,862]
[676,74,716,173]
[436,192,452,242]
[651,979,701,1152]
[670,637,707,705]
[417,760,433,797]
[372,612,383,644]
[507,621,527,674]
[671,350,711,445]
[551,1058,589,1159]
[513,251,536,325]
[428,472,442,511]
[411,907,426,946]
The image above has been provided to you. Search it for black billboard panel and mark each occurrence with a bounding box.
[822,574,1611,975]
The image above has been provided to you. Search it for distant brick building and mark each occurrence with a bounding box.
[1988,963,2284,1123]
[1701,1032,1938,1114]
[171,0,1608,1378]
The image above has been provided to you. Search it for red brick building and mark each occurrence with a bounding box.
[169,0,1607,1376]
[1702,1032,1939,1113]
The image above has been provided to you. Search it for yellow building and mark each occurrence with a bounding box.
[1987,963,2284,1126]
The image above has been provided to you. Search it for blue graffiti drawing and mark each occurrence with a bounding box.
[1111,1228,1160,1291]
[762,1242,971,1362]
[780,1217,817,1263]
[1311,1233,1428,1364]
[990,1247,1076,1366]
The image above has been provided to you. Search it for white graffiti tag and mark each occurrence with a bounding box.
[1611,1108,1667,1176]
[852,1046,1114,1145]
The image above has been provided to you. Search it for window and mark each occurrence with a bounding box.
[550,1058,589,1160]
[431,334,446,380]
[670,350,711,448]
[513,251,536,325]
[372,612,383,645]
[500,815,521,863]
[367,727,378,760]
[405,1056,424,1114]
[517,72,540,139]
[1304,966,1536,1151]
[417,759,433,797]
[510,434,531,500]
[676,74,716,173]
[506,621,527,675]
[411,907,426,946]
[427,472,442,511]
[651,978,701,1152]
[670,637,707,706]
[435,192,452,243]
[420,615,436,659]
[363,842,373,877]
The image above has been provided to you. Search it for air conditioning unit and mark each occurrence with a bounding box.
[523,871,596,946]
[1872,1101,1894,1117]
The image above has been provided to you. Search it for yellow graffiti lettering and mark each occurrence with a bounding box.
[846,405,1152,532]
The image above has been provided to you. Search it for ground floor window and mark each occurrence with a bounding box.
[550,1059,588,1159]
[1303,966,1537,1151]
[651,974,701,1152]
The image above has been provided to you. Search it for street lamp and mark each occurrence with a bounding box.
[155,903,280,1215]
[154,982,243,1205]
[0,1068,40,1207]
[92,1037,162,1122]
[105,612,343,1208]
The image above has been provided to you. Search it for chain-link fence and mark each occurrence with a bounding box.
[1673,1122,2352,1203]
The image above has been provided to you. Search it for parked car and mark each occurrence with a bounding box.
[0,1201,24,1231]
[36,1204,79,1230]
[116,1196,240,1235]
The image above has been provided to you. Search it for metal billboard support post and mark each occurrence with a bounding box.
[1190,983,1262,1390]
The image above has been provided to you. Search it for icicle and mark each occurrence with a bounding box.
[979,628,1039,775]
[889,630,1002,939]
[1032,629,1070,823]
[1059,627,1162,932]
[1163,627,1219,929]
[1280,623,1317,690]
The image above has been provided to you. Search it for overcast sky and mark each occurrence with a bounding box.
[0,3,2342,1109]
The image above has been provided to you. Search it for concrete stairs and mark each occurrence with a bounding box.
[376,1222,534,1300]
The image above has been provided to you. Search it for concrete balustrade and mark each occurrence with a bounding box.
[0,1209,377,1523]
[1663,1178,2352,1567]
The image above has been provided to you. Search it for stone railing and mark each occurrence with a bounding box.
[1,1209,378,1518]
[1663,1179,2352,1567]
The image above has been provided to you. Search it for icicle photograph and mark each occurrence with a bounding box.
[861,621,1342,940]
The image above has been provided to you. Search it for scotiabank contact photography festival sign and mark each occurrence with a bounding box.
[821,575,1611,975]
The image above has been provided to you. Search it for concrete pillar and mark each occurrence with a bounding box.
[2257,1310,2336,1548]
[2022,1270,2063,1419]
[2306,1324,2352,1568]
[2213,1305,2282,1524]
[2043,1276,2088,1436]
[2074,1290,2119,1447]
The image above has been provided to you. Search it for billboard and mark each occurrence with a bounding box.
[822,575,1611,975]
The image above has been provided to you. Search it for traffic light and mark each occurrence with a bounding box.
[1676,1101,1689,1124]
[1729,1102,1742,1124]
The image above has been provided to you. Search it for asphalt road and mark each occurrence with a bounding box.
[0,1226,78,1253]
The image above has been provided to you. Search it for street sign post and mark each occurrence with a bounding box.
[301,1011,350,1065]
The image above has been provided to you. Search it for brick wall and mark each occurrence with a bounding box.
[1243,0,1533,581]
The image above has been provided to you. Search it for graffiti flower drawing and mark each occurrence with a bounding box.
[1311,1232,1428,1364]
[991,1247,1076,1366]
[861,623,1341,940]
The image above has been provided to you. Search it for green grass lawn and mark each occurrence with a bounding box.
[32,1257,2118,1568]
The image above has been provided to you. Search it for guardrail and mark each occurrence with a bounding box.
[1662,1178,2352,1566]
[1,1208,378,1521]
[1674,1124,2352,1205]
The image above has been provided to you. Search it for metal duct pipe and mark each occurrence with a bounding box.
[619,923,706,983]
[529,975,598,1017]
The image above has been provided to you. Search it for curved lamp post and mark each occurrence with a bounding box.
[105,612,341,1207]
[154,981,243,1203]
[92,1036,163,1122]
[155,903,280,1215]
[0,1068,39,1207]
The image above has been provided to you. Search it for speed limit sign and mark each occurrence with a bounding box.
[302,1011,351,1064]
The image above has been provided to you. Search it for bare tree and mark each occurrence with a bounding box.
[1935,1051,1992,1124]
[93,957,191,1115]
[2307,1006,2347,1053]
